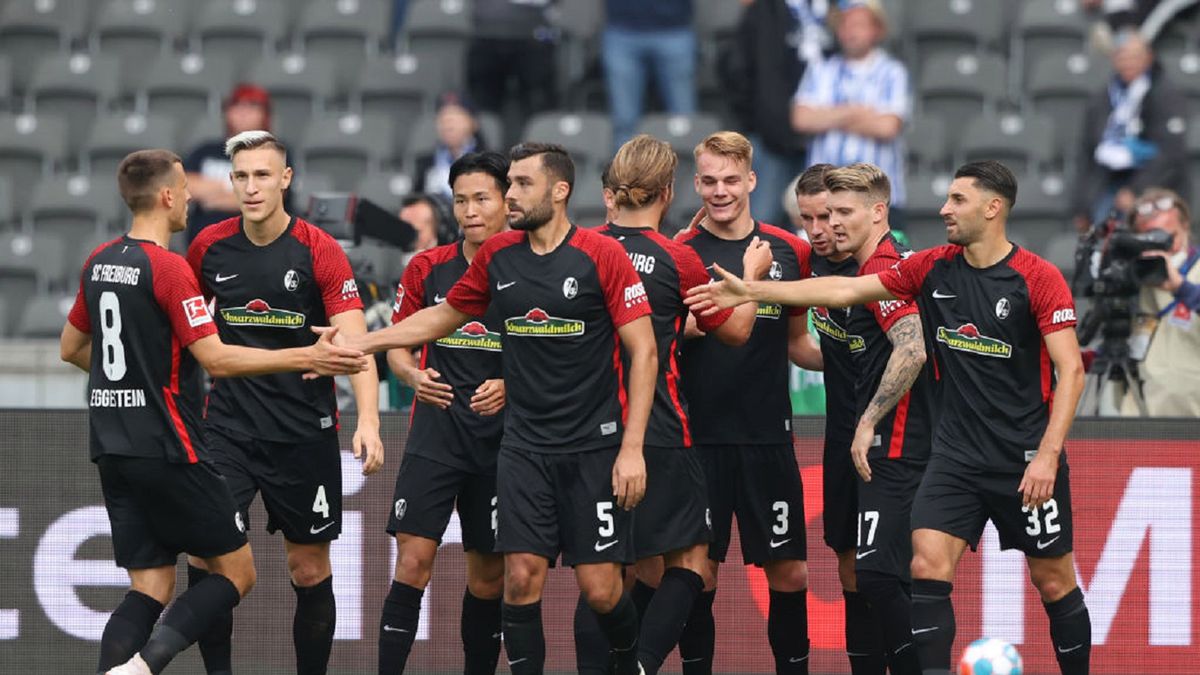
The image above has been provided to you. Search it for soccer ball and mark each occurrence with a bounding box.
[959,637,1023,675]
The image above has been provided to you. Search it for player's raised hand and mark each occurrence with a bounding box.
[308,326,370,376]
[742,235,774,280]
[1018,451,1057,509]
[850,423,874,482]
[685,263,753,315]
[469,378,506,416]
[612,444,647,510]
[410,367,454,409]
[353,420,385,476]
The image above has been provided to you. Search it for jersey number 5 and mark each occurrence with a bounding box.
[99,291,127,381]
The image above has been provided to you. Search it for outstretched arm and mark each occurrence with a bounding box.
[849,314,926,481]
[350,302,469,355]
[687,267,897,314]
[189,327,369,378]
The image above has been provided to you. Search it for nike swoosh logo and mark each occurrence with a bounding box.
[681,657,704,663]
[492,632,502,639]
[434,294,446,304]
[931,289,956,299]
[856,548,877,560]
[1037,536,1061,550]
[769,538,791,548]
[594,539,619,552]
[507,658,527,666]
[382,625,409,633]
[1057,643,1083,653]
[215,273,239,283]
[911,626,939,635]
[310,521,335,534]
[497,281,517,290]
[789,656,809,662]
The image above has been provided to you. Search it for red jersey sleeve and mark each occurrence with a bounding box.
[1017,250,1078,335]
[446,238,498,317]
[67,275,90,333]
[308,230,363,317]
[595,235,651,328]
[147,247,218,348]
[878,245,956,301]
[675,242,734,332]
[392,253,432,324]
[861,250,919,332]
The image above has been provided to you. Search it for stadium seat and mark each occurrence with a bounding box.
[179,109,226,153]
[245,52,337,142]
[521,111,613,172]
[13,292,72,338]
[1187,114,1200,180]
[958,112,1057,175]
[296,0,391,91]
[908,0,1006,64]
[1012,170,1072,220]
[92,0,192,95]
[554,0,605,108]
[1015,0,1090,84]
[569,163,608,228]
[0,231,67,330]
[917,51,1008,146]
[0,57,13,111]
[28,174,122,249]
[353,51,445,157]
[402,110,504,166]
[139,52,235,148]
[903,169,953,236]
[0,113,69,216]
[0,0,90,94]
[27,52,122,160]
[299,113,394,191]
[694,0,743,41]
[1027,50,1110,156]
[0,295,8,336]
[289,172,335,219]
[355,171,414,215]
[0,176,13,228]
[84,112,178,180]
[1043,230,1081,277]
[906,114,950,173]
[402,0,472,90]
[1161,50,1200,111]
[193,0,289,77]
[635,112,722,157]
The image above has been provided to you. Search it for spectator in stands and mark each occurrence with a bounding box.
[790,0,909,230]
[466,0,557,144]
[184,84,274,243]
[603,0,697,149]
[399,193,449,260]
[1084,0,1200,43]
[1122,187,1200,416]
[413,91,488,200]
[726,0,830,229]
[1071,30,1190,232]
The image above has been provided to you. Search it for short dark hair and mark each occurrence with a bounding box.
[509,141,575,202]
[117,149,181,213]
[795,163,837,196]
[449,151,510,194]
[954,160,1017,208]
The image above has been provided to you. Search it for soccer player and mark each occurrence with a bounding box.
[688,160,1092,675]
[573,134,766,675]
[378,151,511,674]
[186,131,385,675]
[675,130,821,674]
[824,164,931,675]
[60,149,368,675]
[794,163,889,674]
[346,142,658,675]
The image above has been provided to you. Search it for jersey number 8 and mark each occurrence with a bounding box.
[99,291,127,381]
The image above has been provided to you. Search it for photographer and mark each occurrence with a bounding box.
[1122,188,1200,416]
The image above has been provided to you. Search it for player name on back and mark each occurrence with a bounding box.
[90,263,141,286]
[89,388,147,408]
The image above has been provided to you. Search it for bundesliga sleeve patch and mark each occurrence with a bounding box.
[183,296,213,327]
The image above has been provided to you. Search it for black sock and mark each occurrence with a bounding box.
[187,564,233,675]
[632,578,657,622]
[573,593,610,675]
[911,579,955,675]
[857,571,920,675]
[97,590,164,673]
[378,580,422,675]
[293,576,336,675]
[501,600,544,675]
[461,590,502,675]
[594,593,640,675]
[1044,587,1091,675]
[843,590,886,675]
[768,589,810,674]
[638,567,702,675]
[678,588,715,675]
[141,574,241,674]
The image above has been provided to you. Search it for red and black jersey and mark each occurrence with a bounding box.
[446,225,651,453]
[879,244,1078,472]
[392,240,504,472]
[597,223,734,448]
[810,253,860,445]
[845,233,933,462]
[677,222,812,445]
[187,216,363,442]
[68,236,218,464]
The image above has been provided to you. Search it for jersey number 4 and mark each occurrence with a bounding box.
[99,291,127,381]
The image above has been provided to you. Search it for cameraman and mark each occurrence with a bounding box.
[1123,188,1200,416]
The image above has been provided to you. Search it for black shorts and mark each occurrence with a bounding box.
[387,452,497,553]
[98,455,247,570]
[207,425,343,544]
[855,458,924,580]
[634,446,710,558]
[823,434,858,553]
[699,444,807,566]
[495,446,635,567]
[912,456,1074,558]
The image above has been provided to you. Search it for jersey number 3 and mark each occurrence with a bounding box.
[99,291,127,381]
